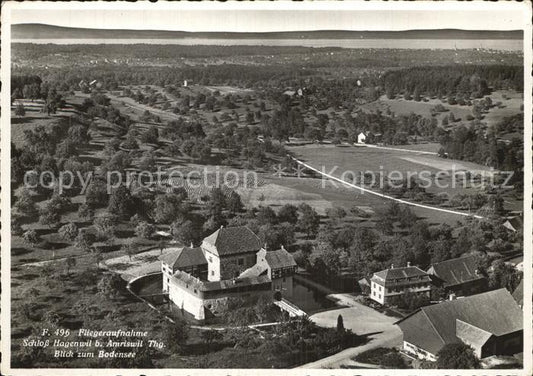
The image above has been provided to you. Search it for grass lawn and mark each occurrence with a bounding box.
[285,144,510,224]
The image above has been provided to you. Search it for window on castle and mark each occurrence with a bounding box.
[211,271,214,276]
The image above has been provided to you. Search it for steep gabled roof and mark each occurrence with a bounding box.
[456,319,493,349]
[396,289,523,355]
[427,255,485,287]
[159,246,207,270]
[372,266,430,287]
[503,216,523,232]
[264,248,297,270]
[512,279,524,307]
[238,263,268,279]
[202,226,262,257]
[396,309,447,355]
[374,266,428,280]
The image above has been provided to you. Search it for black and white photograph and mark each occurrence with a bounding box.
[1,2,531,375]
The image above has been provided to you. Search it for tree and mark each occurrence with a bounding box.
[489,259,522,292]
[58,223,78,241]
[75,228,96,253]
[381,351,408,369]
[121,132,139,150]
[94,251,104,268]
[15,103,25,117]
[39,194,70,228]
[257,206,277,225]
[67,124,91,144]
[135,221,155,239]
[208,188,226,214]
[153,190,188,224]
[298,204,320,238]
[138,152,156,172]
[326,207,347,222]
[77,203,94,221]
[22,229,40,248]
[65,256,76,275]
[15,188,38,218]
[436,343,480,369]
[413,86,421,102]
[12,215,24,236]
[200,330,223,351]
[97,273,125,299]
[107,185,136,219]
[93,213,118,240]
[226,191,243,214]
[171,219,198,245]
[336,314,345,333]
[278,204,299,224]
[203,214,225,235]
[122,240,137,261]
[157,240,166,255]
[163,319,189,354]
[140,126,159,144]
[85,178,109,208]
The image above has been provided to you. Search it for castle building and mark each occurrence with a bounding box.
[201,226,262,281]
[160,226,297,321]
[239,246,297,300]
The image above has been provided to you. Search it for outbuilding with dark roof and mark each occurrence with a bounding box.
[396,288,523,360]
[427,255,487,296]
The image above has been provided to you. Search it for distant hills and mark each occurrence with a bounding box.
[12,23,523,40]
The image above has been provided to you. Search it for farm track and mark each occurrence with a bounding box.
[355,144,438,155]
[290,156,484,219]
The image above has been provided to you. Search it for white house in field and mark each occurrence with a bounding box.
[357,132,367,144]
[370,263,432,305]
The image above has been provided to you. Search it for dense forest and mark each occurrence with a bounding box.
[438,114,523,189]
[382,65,523,99]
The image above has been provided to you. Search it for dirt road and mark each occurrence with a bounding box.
[298,294,403,369]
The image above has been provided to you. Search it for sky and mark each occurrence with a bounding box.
[8,2,527,33]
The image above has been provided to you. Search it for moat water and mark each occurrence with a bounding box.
[289,279,337,314]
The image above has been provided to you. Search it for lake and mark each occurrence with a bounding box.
[11,38,522,51]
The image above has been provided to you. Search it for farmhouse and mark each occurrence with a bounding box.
[427,255,487,297]
[503,215,523,232]
[357,132,367,144]
[396,288,523,361]
[370,263,432,305]
[160,226,297,321]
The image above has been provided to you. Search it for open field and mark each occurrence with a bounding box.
[11,105,77,148]
[360,90,523,134]
[286,144,518,223]
[360,95,472,124]
[102,246,177,281]
[482,90,523,132]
